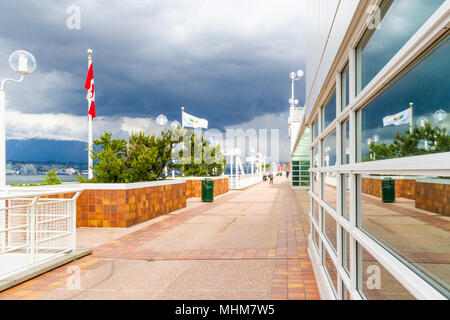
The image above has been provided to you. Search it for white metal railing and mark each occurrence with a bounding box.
[0,188,82,280]
[228,174,263,190]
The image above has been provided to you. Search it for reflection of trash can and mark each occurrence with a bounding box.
[202,179,214,202]
[382,178,395,203]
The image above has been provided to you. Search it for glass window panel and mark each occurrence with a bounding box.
[358,175,450,297]
[342,284,351,300]
[322,131,337,167]
[323,132,337,208]
[322,91,336,131]
[341,63,350,111]
[342,173,350,220]
[313,227,320,251]
[324,248,338,295]
[358,243,416,300]
[313,119,319,141]
[356,0,445,93]
[342,229,350,276]
[357,35,450,162]
[313,201,320,223]
[324,211,337,252]
[341,120,350,165]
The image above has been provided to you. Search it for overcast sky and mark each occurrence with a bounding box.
[0,0,306,161]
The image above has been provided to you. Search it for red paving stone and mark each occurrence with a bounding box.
[0,178,320,300]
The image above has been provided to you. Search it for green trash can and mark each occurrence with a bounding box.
[202,178,214,202]
[381,178,395,203]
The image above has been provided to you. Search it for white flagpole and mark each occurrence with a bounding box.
[409,102,414,134]
[87,49,93,180]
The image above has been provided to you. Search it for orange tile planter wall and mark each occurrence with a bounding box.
[362,177,449,216]
[416,180,450,217]
[75,180,186,228]
[361,178,382,198]
[361,177,416,200]
[185,177,229,198]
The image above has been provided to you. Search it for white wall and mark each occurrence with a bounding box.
[304,0,360,120]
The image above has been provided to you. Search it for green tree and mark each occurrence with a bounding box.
[173,129,226,177]
[366,124,450,161]
[79,130,176,183]
[43,167,63,185]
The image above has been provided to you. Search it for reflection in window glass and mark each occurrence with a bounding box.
[358,243,415,300]
[323,132,337,208]
[342,284,351,300]
[341,120,350,165]
[358,35,450,162]
[322,91,336,131]
[313,228,320,251]
[324,248,338,296]
[341,63,350,111]
[322,132,337,167]
[358,175,450,297]
[324,212,337,252]
[342,229,350,276]
[313,201,320,223]
[313,119,319,141]
[356,0,445,93]
[342,174,350,220]
[312,145,320,196]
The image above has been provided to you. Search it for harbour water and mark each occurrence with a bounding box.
[6,175,87,185]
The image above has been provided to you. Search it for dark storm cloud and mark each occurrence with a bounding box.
[0,0,306,130]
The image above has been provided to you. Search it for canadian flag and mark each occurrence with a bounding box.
[84,62,96,119]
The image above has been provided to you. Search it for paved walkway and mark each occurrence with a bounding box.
[0,177,319,300]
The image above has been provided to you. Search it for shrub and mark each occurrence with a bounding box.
[173,129,226,177]
[79,131,176,183]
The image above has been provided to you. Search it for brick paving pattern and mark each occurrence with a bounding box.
[0,177,320,300]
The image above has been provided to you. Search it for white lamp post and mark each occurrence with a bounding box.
[1,50,36,189]
[289,69,304,109]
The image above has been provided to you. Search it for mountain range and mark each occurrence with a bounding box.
[6,138,87,163]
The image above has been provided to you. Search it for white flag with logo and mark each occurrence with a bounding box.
[383,108,411,127]
[182,111,208,129]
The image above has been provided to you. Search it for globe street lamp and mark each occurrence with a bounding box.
[1,50,36,189]
[156,114,168,127]
[417,116,429,150]
[433,109,447,126]
[289,69,304,109]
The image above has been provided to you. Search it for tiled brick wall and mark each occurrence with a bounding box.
[76,183,186,228]
[362,178,415,200]
[361,178,382,198]
[213,178,229,197]
[185,178,229,198]
[395,179,416,200]
[35,178,229,228]
[362,177,449,216]
[416,182,449,217]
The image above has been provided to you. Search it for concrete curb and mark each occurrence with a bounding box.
[0,248,92,292]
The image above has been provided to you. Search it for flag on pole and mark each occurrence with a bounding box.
[84,62,96,119]
[182,111,208,129]
[383,108,411,127]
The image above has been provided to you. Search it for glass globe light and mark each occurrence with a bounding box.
[156,114,168,126]
[296,69,304,78]
[433,110,447,123]
[9,50,36,75]
[372,135,380,143]
[417,116,428,128]
[289,72,296,80]
[170,120,181,130]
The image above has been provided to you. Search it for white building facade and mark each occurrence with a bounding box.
[293,0,450,299]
